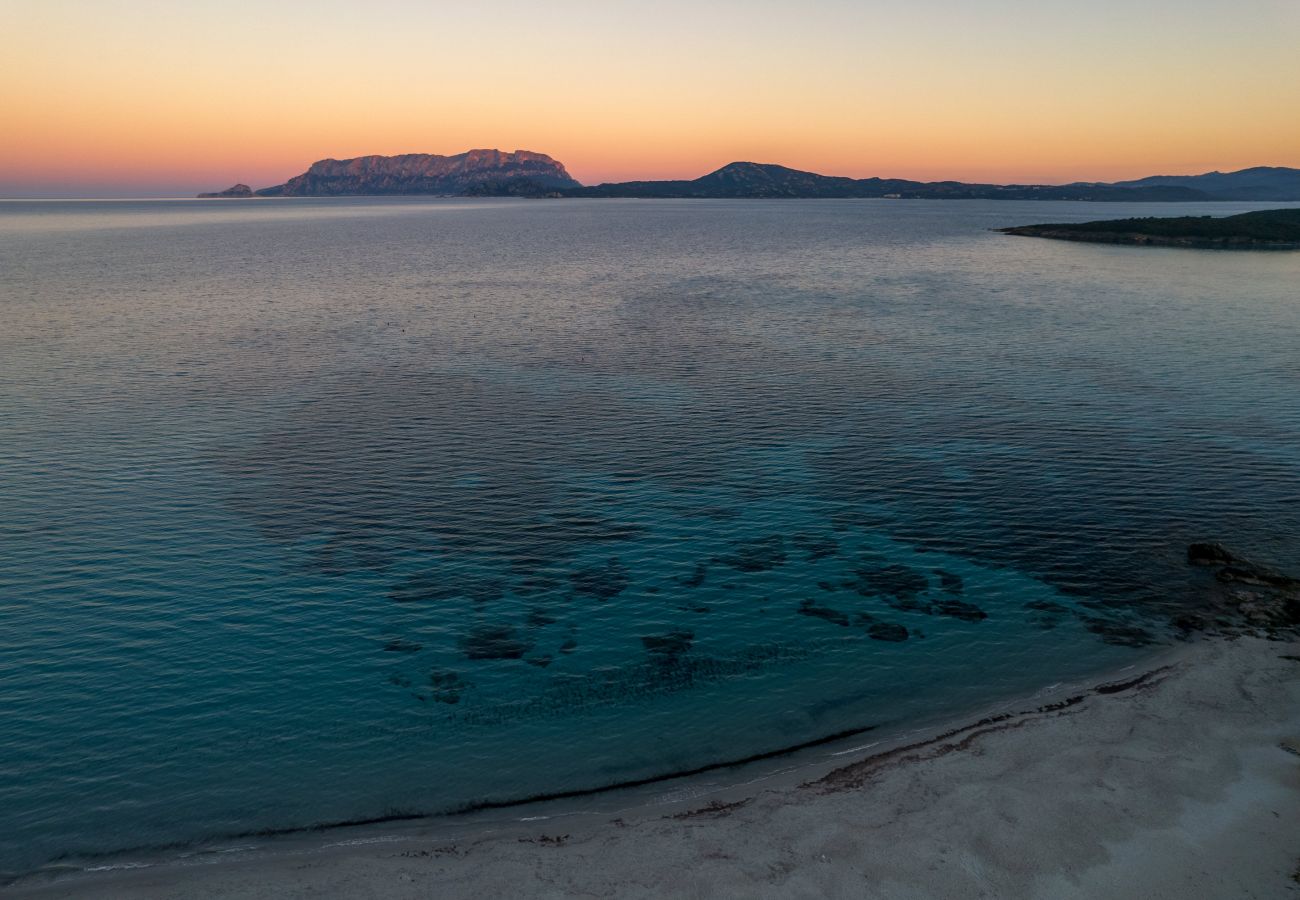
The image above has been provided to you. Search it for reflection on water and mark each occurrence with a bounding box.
[1,197,1299,876]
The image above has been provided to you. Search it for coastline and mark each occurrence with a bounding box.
[8,635,1298,899]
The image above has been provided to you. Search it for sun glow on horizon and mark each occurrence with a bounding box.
[3,0,1298,196]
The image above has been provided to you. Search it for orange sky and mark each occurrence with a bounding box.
[3,0,1299,196]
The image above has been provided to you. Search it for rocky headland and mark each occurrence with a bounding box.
[998,208,1300,249]
[196,183,254,199]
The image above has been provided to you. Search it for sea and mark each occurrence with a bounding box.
[2,197,1298,879]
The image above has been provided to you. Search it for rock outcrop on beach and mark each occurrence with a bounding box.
[1182,542,1300,636]
[254,150,580,197]
[196,184,254,199]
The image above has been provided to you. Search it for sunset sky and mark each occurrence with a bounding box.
[3,0,1299,197]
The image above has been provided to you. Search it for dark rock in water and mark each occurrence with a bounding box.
[854,564,931,607]
[525,655,554,669]
[797,599,850,626]
[382,638,423,653]
[559,638,578,655]
[197,183,254,199]
[1216,564,1300,590]
[817,581,839,592]
[717,535,787,572]
[1024,599,1070,630]
[641,630,695,660]
[692,506,741,521]
[1188,542,1235,566]
[459,625,533,660]
[793,533,840,562]
[679,562,709,588]
[1172,613,1210,634]
[935,569,965,595]
[526,607,558,628]
[866,622,910,642]
[934,599,988,622]
[1079,616,1155,648]
[430,669,469,704]
[570,557,630,601]
[1184,544,1300,637]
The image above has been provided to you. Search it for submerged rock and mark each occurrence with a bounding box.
[1080,616,1156,648]
[382,638,423,653]
[1188,542,1235,566]
[1024,599,1070,630]
[679,562,709,588]
[855,564,930,603]
[935,569,965,595]
[641,630,695,661]
[526,607,558,628]
[934,599,988,622]
[429,669,469,704]
[570,557,631,601]
[797,599,850,626]
[716,535,787,572]
[866,622,909,642]
[792,533,840,562]
[459,625,533,660]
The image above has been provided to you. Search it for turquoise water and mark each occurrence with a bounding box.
[2,197,1299,877]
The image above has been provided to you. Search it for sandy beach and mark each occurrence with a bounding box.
[7,635,1298,900]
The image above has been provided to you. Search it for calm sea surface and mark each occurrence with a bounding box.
[2,197,1298,876]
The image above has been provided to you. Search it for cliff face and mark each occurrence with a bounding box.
[256,150,579,196]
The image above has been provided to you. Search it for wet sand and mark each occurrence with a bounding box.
[7,636,1299,899]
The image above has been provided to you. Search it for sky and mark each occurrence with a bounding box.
[3,0,1299,197]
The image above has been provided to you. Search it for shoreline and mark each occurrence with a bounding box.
[9,634,1297,899]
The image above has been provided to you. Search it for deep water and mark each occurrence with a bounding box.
[1,197,1298,877]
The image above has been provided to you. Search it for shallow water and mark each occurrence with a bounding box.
[1,197,1298,877]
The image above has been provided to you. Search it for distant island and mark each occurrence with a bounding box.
[998,208,1300,249]
[199,153,1300,202]
[245,150,577,198]
[197,183,254,199]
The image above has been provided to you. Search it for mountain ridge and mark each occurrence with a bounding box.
[199,155,1300,202]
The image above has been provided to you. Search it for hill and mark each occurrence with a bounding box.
[561,162,1208,201]
[1110,167,1300,202]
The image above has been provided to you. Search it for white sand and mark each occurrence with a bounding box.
[7,636,1299,899]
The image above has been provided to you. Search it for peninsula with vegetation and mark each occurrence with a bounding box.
[198,152,1300,203]
[998,208,1300,250]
